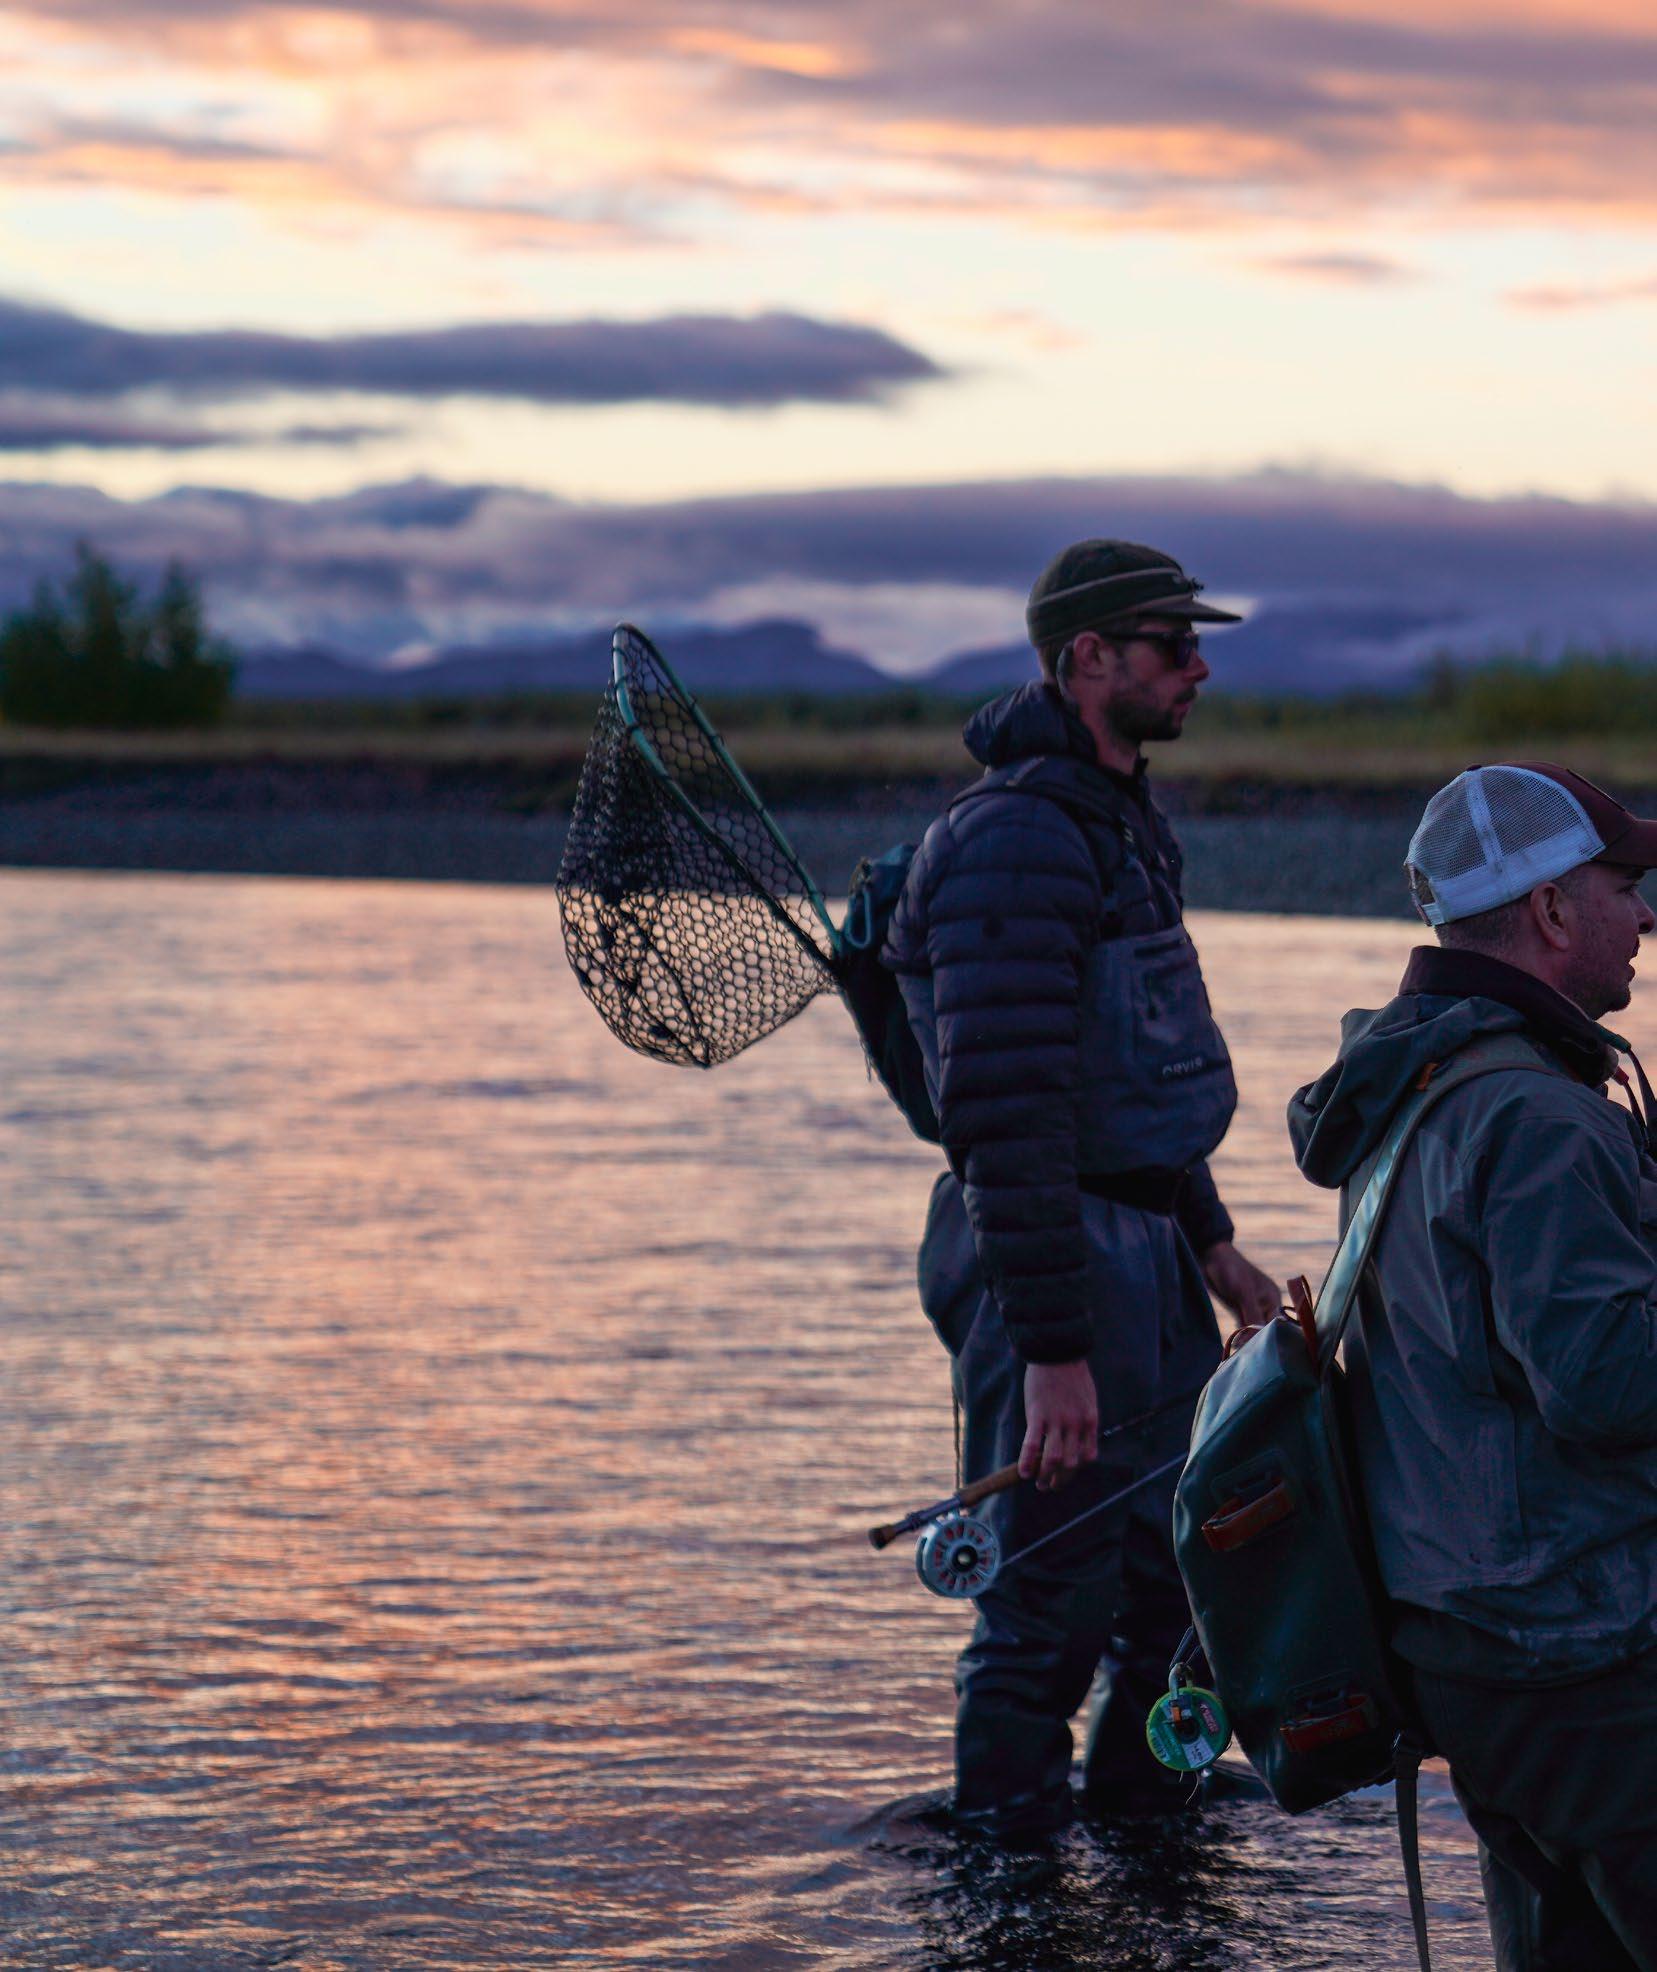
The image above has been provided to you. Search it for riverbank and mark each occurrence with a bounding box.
[5,658,1657,914]
[0,754,1442,915]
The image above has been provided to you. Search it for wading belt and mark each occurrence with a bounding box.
[1079,1166,1188,1214]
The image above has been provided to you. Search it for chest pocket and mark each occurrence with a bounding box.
[1137,939,1214,1072]
[1076,922,1238,1174]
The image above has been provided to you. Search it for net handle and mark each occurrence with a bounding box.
[611,624,842,959]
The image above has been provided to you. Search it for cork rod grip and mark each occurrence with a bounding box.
[956,1461,1022,1509]
[865,1461,1022,1550]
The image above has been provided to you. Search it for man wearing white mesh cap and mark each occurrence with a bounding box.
[1290,761,1657,1970]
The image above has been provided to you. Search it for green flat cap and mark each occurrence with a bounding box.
[1026,539,1242,648]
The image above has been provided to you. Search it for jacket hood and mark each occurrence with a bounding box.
[962,680,1098,769]
[1288,993,1530,1190]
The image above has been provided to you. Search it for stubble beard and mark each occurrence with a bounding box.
[1559,943,1633,1021]
[1106,690,1185,749]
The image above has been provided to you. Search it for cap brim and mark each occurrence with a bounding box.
[1595,817,1657,870]
[1164,598,1243,624]
[1101,596,1243,626]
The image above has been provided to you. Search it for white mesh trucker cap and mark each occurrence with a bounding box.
[1407,762,1657,926]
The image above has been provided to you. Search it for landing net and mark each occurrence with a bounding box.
[555,624,840,1068]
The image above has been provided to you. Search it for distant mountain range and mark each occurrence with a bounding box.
[237,601,1471,702]
[238,620,897,700]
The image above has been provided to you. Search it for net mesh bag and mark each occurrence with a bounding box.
[1407,766,1600,923]
[555,625,839,1067]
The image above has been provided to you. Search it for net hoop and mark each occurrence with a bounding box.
[555,624,841,1068]
[608,625,840,960]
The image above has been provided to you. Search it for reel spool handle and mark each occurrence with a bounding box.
[866,1459,1022,1550]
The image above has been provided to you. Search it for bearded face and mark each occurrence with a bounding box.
[1099,628,1203,748]
[1557,863,1652,1019]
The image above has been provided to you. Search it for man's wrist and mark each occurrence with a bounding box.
[1012,1317,1093,1364]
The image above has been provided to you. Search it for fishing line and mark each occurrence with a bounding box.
[994,1452,1189,1582]
[867,1377,1208,1550]
[879,1381,1209,1599]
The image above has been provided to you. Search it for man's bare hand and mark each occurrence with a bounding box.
[1202,1240,1281,1326]
[1019,1360,1099,1492]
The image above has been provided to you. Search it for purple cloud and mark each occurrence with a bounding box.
[0,298,945,408]
[0,396,399,451]
[1,468,1651,686]
[0,401,227,451]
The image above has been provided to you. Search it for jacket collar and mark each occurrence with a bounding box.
[1399,946,1618,1086]
[1100,752,1151,806]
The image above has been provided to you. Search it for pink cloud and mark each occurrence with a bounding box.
[1508,273,1657,309]
[4,0,1656,229]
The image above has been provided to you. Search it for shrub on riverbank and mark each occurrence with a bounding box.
[1439,652,1657,741]
[224,644,1657,748]
[0,547,236,729]
[1,640,1651,793]
[1195,648,1657,745]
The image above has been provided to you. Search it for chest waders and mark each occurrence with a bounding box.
[885,759,1240,1832]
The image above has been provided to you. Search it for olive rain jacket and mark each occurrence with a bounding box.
[1289,948,1657,1682]
[881,681,1235,1365]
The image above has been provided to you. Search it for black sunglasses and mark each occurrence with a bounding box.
[1110,624,1201,666]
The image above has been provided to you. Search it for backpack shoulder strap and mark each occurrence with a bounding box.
[1313,1033,1558,1369]
[1395,1742,1433,1972]
[946,761,1128,895]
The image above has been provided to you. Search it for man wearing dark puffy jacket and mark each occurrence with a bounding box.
[1289,762,1657,1970]
[883,539,1279,1839]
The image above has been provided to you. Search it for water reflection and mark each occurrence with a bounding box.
[1,874,1637,1968]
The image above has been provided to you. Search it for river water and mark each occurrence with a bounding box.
[3,872,1643,1971]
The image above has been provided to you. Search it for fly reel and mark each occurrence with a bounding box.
[867,1391,1205,1606]
[914,1512,1001,1598]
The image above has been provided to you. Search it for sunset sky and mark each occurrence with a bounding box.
[1,0,1654,673]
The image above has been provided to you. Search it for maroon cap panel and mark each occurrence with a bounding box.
[1596,816,1657,870]
[1504,760,1657,871]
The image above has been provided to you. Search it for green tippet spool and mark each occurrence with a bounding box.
[1146,1683,1232,1773]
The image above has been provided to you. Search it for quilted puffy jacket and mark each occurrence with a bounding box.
[882,681,1233,1363]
